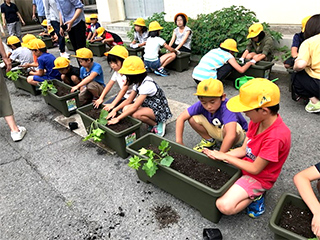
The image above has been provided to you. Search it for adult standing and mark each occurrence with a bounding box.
[55,0,86,53]
[1,0,25,39]
[32,0,46,24]
[43,0,69,58]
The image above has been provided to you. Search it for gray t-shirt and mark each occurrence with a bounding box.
[10,47,33,65]
[174,26,192,50]
[134,31,148,44]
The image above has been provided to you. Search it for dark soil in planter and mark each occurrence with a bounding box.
[279,202,315,238]
[149,145,231,190]
[53,82,70,97]
[153,205,180,229]
[19,71,29,77]
[84,108,134,132]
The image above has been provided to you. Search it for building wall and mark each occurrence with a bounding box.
[96,0,125,26]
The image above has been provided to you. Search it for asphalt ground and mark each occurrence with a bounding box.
[1,44,320,240]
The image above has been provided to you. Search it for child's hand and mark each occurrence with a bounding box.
[103,104,114,111]
[93,98,103,108]
[203,149,228,162]
[70,85,78,93]
[107,109,117,119]
[108,117,119,125]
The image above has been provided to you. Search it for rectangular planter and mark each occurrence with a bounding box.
[41,37,54,49]
[126,46,144,58]
[89,42,106,57]
[65,41,74,52]
[1,61,20,79]
[228,60,274,80]
[77,104,142,159]
[13,74,40,96]
[126,133,241,223]
[43,79,79,117]
[166,52,191,72]
[269,192,310,240]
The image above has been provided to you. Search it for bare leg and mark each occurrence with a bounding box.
[188,116,211,139]
[130,107,157,126]
[160,52,176,68]
[4,115,19,132]
[27,76,39,86]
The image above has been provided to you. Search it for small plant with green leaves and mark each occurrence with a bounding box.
[39,80,57,96]
[6,69,22,81]
[128,140,174,178]
[83,109,109,142]
[86,40,90,48]
[274,45,291,62]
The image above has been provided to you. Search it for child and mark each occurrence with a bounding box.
[26,39,61,86]
[203,78,291,218]
[93,45,132,110]
[6,35,33,66]
[86,14,100,41]
[90,27,123,46]
[143,21,178,77]
[39,20,58,46]
[294,165,320,238]
[107,56,172,137]
[284,16,311,69]
[53,57,81,87]
[85,16,91,38]
[176,78,248,153]
[39,19,49,37]
[70,48,105,106]
[20,34,38,69]
[239,23,274,63]
[130,18,148,48]
[192,39,256,84]
[168,13,192,53]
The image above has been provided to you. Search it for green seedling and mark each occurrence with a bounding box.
[83,109,109,142]
[86,40,90,48]
[128,140,174,178]
[6,70,22,81]
[39,80,57,96]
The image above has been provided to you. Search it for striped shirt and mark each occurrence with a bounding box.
[192,48,233,81]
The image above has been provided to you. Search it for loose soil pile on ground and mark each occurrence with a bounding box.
[153,205,179,229]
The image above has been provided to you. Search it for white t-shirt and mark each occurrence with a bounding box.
[132,76,157,96]
[111,71,132,99]
[143,36,166,61]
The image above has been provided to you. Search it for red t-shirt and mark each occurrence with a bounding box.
[242,115,291,189]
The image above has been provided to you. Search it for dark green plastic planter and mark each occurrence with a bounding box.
[13,74,40,96]
[126,133,241,223]
[269,192,310,240]
[65,41,74,51]
[1,61,20,79]
[43,79,79,117]
[89,43,106,57]
[77,104,142,158]
[228,60,274,80]
[41,37,54,49]
[166,52,191,72]
[126,46,144,58]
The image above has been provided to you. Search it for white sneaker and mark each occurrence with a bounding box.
[60,52,70,58]
[11,126,27,142]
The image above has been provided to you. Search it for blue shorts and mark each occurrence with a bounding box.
[144,59,161,71]
[32,75,60,82]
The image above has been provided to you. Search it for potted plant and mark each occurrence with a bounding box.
[6,69,40,96]
[88,42,107,57]
[228,60,275,80]
[77,104,142,158]
[126,133,241,223]
[1,60,20,79]
[269,192,316,240]
[40,79,80,117]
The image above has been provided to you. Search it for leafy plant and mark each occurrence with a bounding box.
[6,69,21,81]
[128,140,174,178]
[39,80,57,96]
[83,109,109,142]
[274,45,291,61]
[86,40,90,48]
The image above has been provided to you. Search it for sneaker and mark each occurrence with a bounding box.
[11,126,27,142]
[154,67,169,77]
[305,100,320,113]
[60,52,70,58]
[193,138,216,152]
[246,194,265,218]
[151,122,166,137]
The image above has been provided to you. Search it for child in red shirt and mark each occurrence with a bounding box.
[89,27,123,47]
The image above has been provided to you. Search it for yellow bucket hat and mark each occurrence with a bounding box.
[41,19,48,27]
[7,36,20,45]
[174,13,188,23]
[104,45,128,59]
[85,16,91,24]
[27,39,46,50]
[118,56,146,75]
[96,27,105,37]
[194,78,224,97]
[148,21,163,32]
[71,48,93,59]
[90,14,98,19]
[247,23,263,39]
[133,18,146,27]
[21,34,36,47]
[220,39,239,52]
[48,26,55,34]
[53,57,70,69]
[301,16,311,32]
[227,78,280,112]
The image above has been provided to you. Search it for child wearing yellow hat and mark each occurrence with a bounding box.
[89,27,123,46]
[192,39,256,84]
[26,39,61,86]
[107,56,172,137]
[239,23,274,63]
[19,34,39,69]
[176,78,247,153]
[53,57,81,87]
[202,78,291,218]
[86,14,101,41]
[130,18,148,48]
[6,36,33,66]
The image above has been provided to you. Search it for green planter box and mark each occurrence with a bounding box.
[1,61,20,79]
[126,133,241,223]
[126,46,144,58]
[43,79,79,117]
[41,37,54,49]
[65,41,74,52]
[13,74,40,96]
[166,52,191,72]
[269,192,311,240]
[77,104,142,158]
[89,43,106,57]
[228,60,274,80]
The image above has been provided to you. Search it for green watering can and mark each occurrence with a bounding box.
[235,76,279,90]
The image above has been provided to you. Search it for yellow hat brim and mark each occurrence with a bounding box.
[118,68,146,75]
[226,95,255,112]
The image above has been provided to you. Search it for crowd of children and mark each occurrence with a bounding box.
[4,11,320,238]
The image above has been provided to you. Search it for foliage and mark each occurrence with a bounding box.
[6,70,22,81]
[128,140,174,178]
[86,40,90,48]
[274,45,291,61]
[83,109,109,142]
[39,80,57,96]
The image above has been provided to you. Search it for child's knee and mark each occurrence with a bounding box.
[27,76,33,83]
[216,198,234,215]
